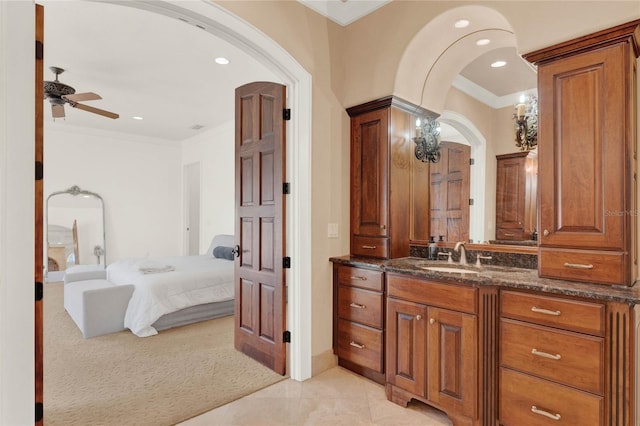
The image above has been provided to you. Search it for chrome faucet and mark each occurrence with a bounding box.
[454,241,467,265]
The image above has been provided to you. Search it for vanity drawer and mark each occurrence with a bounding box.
[500,319,604,394]
[539,247,626,286]
[337,285,383,328]
[337,265,384,291]
[501,291,604,336]
[387,273,476,314]
[337,319,383,373]
[496,227,524,241]
[500,368,603,426]
[351,236,389,259]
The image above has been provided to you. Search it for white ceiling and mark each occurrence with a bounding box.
[296,0,392,26]
[42,0,280,143]
[42,0,535,143]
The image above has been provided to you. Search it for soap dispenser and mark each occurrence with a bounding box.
[428,236,438,260]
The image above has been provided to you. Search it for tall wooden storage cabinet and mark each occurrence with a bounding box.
[347,97,429,259]
[524,21,639,286]
[495,151,537,242]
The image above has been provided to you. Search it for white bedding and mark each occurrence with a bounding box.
[107,255,234,337]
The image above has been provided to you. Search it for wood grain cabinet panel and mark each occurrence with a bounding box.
[500,368,603,426]
[385,274,479,425]
[526,21,639,286]
[500,318,604,394]
[333,264,386,384]
[347,97,431,259]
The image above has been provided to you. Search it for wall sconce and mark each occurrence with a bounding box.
[413,116,442,163]
[513,94,538,151]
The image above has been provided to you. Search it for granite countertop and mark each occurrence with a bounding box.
[330,255,640,304]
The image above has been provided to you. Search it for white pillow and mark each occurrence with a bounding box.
[205,234,235,256]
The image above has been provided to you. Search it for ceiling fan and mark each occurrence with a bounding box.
[43,66,119,120]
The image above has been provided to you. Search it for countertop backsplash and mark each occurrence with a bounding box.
[409,245,538,269]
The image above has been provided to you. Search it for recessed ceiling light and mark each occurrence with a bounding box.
[132,116,143,120]
[215,57,230,65]
[491,60,507,68]
[476,38,491,46]
[454,19,470,28]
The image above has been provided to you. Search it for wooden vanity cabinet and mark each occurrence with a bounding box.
[347,97,430,259]
[498,290,637,426]
[524,21,639,286]
[495,151,537,241]
[332,263,386,384]
[385,273,479,424]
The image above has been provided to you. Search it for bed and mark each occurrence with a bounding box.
[105,234,235,337]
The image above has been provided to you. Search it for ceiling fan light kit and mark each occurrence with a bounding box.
[43,66,119,120]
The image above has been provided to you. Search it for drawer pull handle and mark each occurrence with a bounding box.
[531,348,562,360]
[350,275,367,281]
[349,341,365,349]
[531,406,561,421]
[564,262,594,269]
[531,306,561,316]
[503,232,515,237]
[349,303,366,309]
[361,245,377,249]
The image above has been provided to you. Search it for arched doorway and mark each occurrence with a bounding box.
[101,0,313,381]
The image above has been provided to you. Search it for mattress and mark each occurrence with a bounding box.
[107,255,234,337]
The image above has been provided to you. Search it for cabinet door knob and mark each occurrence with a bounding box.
[429,318,436,324]
[380,225,386,230]
[416,315,422,321]
[543,229,550,236]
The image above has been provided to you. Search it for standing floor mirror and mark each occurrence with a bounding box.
[45,185,105,282]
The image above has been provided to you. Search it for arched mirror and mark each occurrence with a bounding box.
[45,185,105,281]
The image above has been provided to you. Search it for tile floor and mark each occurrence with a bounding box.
[179,366,452,425]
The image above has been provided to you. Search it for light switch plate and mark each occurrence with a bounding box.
[328,223,339,238]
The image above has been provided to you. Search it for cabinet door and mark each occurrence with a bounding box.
[351,108,389,239]
[427,307,477,418]
[538,43,626,250]
[386,297,427,398]
[496,155,526,238]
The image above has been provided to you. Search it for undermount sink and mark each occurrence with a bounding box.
[421,266,480,274]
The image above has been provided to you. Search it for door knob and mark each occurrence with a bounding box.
[231,245,240,258]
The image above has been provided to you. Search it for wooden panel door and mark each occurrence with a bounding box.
[386,297,427,398]
[538,43,626,250]
[427,307,477,419]
[350,108,389,239]
[430,142,470,242]
[235,82,287,375]
[35,4,44,425]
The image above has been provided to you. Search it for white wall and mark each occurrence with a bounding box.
[44,125,183,262]
[181,121,235,253]
[0,2,35,424]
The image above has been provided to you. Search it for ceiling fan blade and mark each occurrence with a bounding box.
[68,101,119,119]
[51,104,65,118]
[63,92,102,102]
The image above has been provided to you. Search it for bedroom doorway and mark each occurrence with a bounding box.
[183,162,201,256]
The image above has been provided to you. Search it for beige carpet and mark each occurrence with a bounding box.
[44,282,285,426]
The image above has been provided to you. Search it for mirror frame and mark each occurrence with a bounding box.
[45,185,106,276]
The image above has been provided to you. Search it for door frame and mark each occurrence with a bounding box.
[183,161,201,256]
[123,0,313,381]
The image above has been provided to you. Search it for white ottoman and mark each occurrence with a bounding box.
[63,279,134,338]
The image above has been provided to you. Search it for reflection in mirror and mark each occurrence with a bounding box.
[46,185,105,281]
[411,46,538,246]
